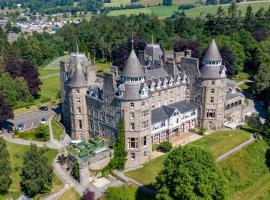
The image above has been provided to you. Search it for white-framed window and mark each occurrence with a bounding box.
[77,106,81,114]
[152,103,155,109]
[207,109,216,118]
[131,152,136,160]
[161,120,166,127]
[130,102,134,108]
[142,110,149,118]
[211,80,215,85]
[160,131,166,138]
[131,123,135,131]
[130,112,135,119]
[76,89,80,94]
[210,97,214,103]
[78,120,83,130]
[128,138,138,149]
[142,121,149,130]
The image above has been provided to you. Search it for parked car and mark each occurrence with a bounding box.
[40,118,47,125]
[39,106,48,111]
[17,123,24,132]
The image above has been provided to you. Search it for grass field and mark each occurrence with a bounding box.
[220,140,270,200]
[58,188,80,200]
[125,129,251,185]
[16,125,49,142]
[0,140,62,200]
[51,115,64,140]
[108,1,270,18]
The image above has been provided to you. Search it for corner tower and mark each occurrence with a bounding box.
[120,49,152,168]
[199,39,226,130]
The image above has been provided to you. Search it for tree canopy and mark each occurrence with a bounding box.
[155,146,229,200]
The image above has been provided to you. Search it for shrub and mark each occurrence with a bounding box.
[199,128,207,135]
[159,141,172,152]
[178,4,195,10]
[152,143,159,151]
[102,166,111,177]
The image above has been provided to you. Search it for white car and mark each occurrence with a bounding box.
[40,118,47,125]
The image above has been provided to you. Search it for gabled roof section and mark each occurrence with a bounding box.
[122,49,145,78]
[203,39,222,62]
[69,61,87,88]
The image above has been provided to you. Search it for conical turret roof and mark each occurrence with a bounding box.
[69,61,87,88]
[203,39,222,62]
[122,49,145,78]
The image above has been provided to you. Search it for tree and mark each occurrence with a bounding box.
[174,40,201,58]
[20,145,53,197]
[82,188,95,200]
[253,31,268,42]
[243,5,256,32]
[0,95,13,128]
[0,138,12,194]
[108,118,127,171]
[159,141,172,152]
[6,60,41,97]
[163,0,172,6]
[35,125,49,141]
[255,62,270,93]
[219,45,234,78]
[155,146,229,200]
[245,114,262,133]
[71,161,80,182]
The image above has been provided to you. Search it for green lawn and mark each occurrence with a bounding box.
[220,140,270,200]
[51,115,64,140]
[232,72,249,83]
[0,141,61,200]
[108,1,270,18]
[58,188,81,200]
[125,129,251,185]
[15,125,49,142]
[39,68,59,77]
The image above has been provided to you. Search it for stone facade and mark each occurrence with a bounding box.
[61,39,244,168]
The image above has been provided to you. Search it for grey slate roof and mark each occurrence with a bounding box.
[69,61,87,88]
[170,100,198,113]
[145,43,164,61]
[200,65,225,79]
[145,68,169,82]
[225,93,240,101]
[151,101,198,124]
[226,79,237,89]
[203,39,222,62]
[122,50,145,78]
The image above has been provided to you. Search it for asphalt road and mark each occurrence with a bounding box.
[8,106,61,131]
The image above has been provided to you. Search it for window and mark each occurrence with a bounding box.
[77,107,81,114]
[170,90,173,94]
[158,91,161,96]
[206,109,216,118]
[143,136,147,146]
[76,97,80,103]
[78,120,83,130]
[211,80,215,85]
[142,110,149,118]
[131,152,135,160]
[152,103,155,109]
[131,123,135,131]
[144,151,147,157]
[128,138,138,149]
[76,89,80,94]
[161,120,166,127]
[130,112,135,119]
[130,102,134,108]
[142,121,149,130]
[141,101,145,107]
[210,97,214,103]
[211,89,215,93]
[170,97,173,103]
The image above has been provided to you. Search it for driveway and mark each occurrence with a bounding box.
[7,106,60,131]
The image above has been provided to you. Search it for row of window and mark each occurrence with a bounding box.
[225,100,242,110]
[130,121,149,131]
[130,150,148,160]
[130,110,149,119]
[128,136,147,149]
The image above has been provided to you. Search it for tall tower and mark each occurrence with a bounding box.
[68,61,90,140]
[120,49,152,168]
[199,39,226,130]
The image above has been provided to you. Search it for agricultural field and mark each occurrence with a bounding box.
[0,141,62,200]
[107,1,270,18]
[125,129,251,185]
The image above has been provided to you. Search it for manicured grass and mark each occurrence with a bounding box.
[15,125,49,142]
[108,1,270,18]
[39,68,60,77]
[51,115,64,140]
[125,130,251,185]
[58,188,80,200]
[0,140,60,200]
[125,153,167,186]
[189,130,250,157]
[220,140,270,199]
[105,184,155,200]
[232,72,249,83]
